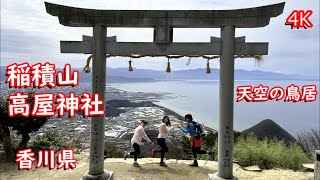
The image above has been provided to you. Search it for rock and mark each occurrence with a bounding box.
[243,165,262,172]
[301,164,314,172]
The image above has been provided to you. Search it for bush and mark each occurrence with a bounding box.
[202,131,241,161]
[66,133,87,150]
[104,142,125,158]
[180,136,193,159]
[29,137,52,153]
[29,131,66,153]
[234,134,310,170]
[164,138,188,160]
[203,131,217,148]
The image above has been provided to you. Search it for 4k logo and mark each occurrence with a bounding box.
[285,10,313,29]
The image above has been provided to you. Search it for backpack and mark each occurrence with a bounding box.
[191,121,206,139]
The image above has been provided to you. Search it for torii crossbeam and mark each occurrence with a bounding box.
[45,2,285,180]
[60,35,268,55]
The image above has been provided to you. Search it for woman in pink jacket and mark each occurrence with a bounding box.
[152,116,176,167]
[124,120,153,167]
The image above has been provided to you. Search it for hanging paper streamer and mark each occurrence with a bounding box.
[186,57,191,66]
[128,57,133,71]
[166,58,171,73]
[83,54,93,73]
[206,59,211,74]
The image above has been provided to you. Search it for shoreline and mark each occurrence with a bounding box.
[152,101,217,132]
[106,84,218,132]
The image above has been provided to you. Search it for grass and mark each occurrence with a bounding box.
[233,134,311,170]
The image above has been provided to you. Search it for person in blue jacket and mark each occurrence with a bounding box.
[179,114,214,167]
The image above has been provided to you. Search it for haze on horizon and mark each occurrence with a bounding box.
[1,0,319,77]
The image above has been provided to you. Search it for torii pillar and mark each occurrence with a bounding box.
[83,24,111,179]
[218,25,236,179]
[45,2,285,180]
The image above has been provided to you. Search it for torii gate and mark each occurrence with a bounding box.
[45,2,285,180]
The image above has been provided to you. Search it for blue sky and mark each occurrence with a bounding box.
[1,0,319,76]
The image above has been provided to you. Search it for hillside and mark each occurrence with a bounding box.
[242,119,296,144]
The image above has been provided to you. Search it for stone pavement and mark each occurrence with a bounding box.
[0,156,314,180]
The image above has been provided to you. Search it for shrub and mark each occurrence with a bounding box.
[234,134,310,170]
[203,131,217,148]
[203,131,241,161]
[66,133,87,150]
[104,142,125,158]
[29,131,66,153]
[29,137,52,153]
[181,136,193,159]
[114,149,125,158]
[165,138,188,160]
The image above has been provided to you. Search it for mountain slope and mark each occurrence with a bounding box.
[242,119,296,144]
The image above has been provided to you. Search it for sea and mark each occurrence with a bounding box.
[110,80,320,137]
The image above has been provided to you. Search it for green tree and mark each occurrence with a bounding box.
[0,90,50,159]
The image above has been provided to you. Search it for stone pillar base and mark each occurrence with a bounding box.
[208,172,238,180]
[81,170,113,180]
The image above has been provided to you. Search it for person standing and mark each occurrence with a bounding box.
[124,120,153,167]
[179,114,213,167]
[152,116,176,167]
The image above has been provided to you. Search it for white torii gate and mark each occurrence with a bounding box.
[45,2,285,180]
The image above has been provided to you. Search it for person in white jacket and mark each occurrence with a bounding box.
[124,120,153,167]
[152,116,176,167]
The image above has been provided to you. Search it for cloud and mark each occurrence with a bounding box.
[1,28,55,54]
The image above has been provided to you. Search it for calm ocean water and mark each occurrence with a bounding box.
[110,80,320,136]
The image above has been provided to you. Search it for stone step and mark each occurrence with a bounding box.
[301,164,314,172]
[243,165,262,172]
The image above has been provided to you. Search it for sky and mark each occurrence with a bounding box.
[1,0,319,76]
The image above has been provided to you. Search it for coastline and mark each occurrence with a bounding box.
[152,101,217,132]
[107,83,218,132]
